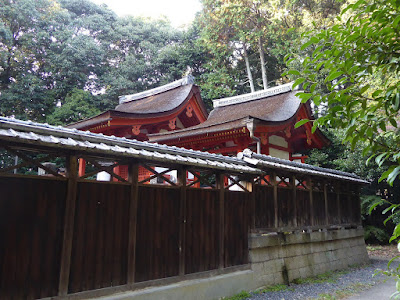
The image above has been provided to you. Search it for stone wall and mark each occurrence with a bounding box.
[249,228,369,288]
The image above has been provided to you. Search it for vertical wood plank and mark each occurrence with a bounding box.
[250,177,256,230]
[127,162,139,284]
[336,182,341,225]
[272,172,278,229]
[58,155,78,296]
[217,172,225,269]
[308,177,314,227]
[356,185,361,224]
[291,175,297,228]
[178,167,187,276]
[324,181,329,226]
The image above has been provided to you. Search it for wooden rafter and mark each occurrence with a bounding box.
[187,170,215,188]
[226,175,250,193]
[277,175,291,188]
[140,164,177,186]
[3,147,64,178]
[0,151,59,174]
[81,157,128,182]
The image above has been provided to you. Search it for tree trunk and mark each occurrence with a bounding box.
[258,37,268,90]
[243,43,255,93]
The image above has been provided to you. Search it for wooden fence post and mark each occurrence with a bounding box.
[324,181,329,226]
[272,171,278,229]
[308,177,314,227]
[356,185,362,225]
[291,175,297,228]
[336,182,342,225]
[58,154,78,296]
[178,167,187,276]
[250,176,256,230]
[127,161,139,284]
[217,172,225,269]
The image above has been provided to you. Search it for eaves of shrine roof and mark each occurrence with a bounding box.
[68,77,207,130]
[148,83,304,142]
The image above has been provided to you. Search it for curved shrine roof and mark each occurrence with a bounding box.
[115,84,194,115]
[149,85,303,142]
[68,77,207,130]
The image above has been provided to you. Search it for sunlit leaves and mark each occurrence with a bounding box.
[288,0,400,186]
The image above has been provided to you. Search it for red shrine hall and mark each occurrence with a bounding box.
[70,77,329,180]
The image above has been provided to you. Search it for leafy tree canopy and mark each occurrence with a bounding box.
[286,0,400,185]
[46,88,100,125]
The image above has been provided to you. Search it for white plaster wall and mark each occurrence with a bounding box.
[269,135,288,148]
[268,135,290,160]
[269,148,290,160]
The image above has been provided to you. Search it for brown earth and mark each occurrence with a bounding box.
[366,244,399,259]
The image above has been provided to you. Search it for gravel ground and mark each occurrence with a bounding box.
[247,258,393,300]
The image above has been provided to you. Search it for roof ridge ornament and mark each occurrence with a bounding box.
[118,75,195,104]
[212,82,294,108]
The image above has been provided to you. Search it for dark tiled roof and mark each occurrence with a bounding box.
[115,84,194,114]
[239,149,368,183]
[68,83,207,130]
[149,90,302,142]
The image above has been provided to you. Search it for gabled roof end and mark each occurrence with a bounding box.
[212,82,296,108]
[118,75,195,104]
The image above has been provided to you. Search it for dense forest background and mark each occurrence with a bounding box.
[1,0,398,243]
[0,0,344,125]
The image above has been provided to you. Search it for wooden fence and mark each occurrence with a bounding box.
[0,170,250,299]
[0,150,361,300]
[253,175,361,231]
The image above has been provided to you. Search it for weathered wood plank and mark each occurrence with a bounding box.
[273,172,278,228]
[58,155,79,296]
[217,173,225,269]
[178,167,187,276]
[127,162,139,284]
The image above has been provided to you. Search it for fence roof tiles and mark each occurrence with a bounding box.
[0,117,369,183]
[0,117,260,174]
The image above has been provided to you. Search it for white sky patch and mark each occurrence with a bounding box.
[90,0,202,28]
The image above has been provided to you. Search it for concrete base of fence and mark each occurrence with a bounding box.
[249,227,369,288]
[88,228,368,300]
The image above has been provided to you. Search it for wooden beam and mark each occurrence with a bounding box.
[127,162,139,284]
[225,175,250,193]
[138,168,170,184]
[82,158,127,182]
[178,167,187,276]
[308,177,314,227]
[140,164,177,186]
[250,178,256,230]
[187,170,214,188]
[5,147,63,177]
[291,175,297,228]
[324,181,329,226]
[336,182,342,225]
[272,171,278,229]
[356,185,362,225]
[58,155,79,296]
[0,152,57,173]
[217,172,225,269]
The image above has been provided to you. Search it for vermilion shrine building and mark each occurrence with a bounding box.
[70,77,329,179]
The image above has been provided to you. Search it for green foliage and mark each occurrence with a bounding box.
[292,270,349,284]
[0,0,207,119]
[288,0,400,186]
[364,225,390,244]
[255,284,293,293]
[46,89,100,125]
[222,290,251,300]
